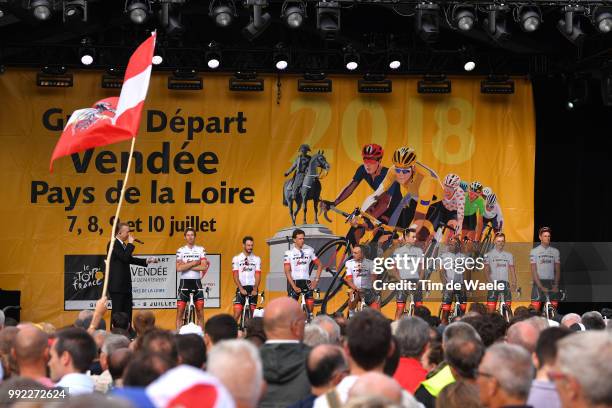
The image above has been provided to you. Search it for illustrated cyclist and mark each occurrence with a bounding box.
[484,232,517,314]
[482,191,504,233]
[176,227,209,331]
[427,173,465,238]
[232,236,261,323]
[462,181,486,242]
[389,228,424,320]
[530,227,561,312]
[438,236,467,324]
[345,245,380,317]
[361,147,441,239]
[284,228,323,319]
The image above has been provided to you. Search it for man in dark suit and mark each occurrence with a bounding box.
[108,222,156,327]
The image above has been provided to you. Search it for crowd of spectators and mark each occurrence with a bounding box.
[0,299,611,408]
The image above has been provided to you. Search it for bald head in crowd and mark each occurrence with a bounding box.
[507,319,542,353]
[12,325,49,381]
[263,297,305,341]
[560,313,581,328]
[348,372,402,404]
[306,344,347,395]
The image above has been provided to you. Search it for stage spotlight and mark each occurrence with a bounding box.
[593,8,612,33]
[152,54,163,65]
[452,6,475,31]
[242,0,271,41]
[64,0,87,23]
[566,77,589,109]
[126,0,150,24]
[169,69,203,90]
[484,4,510,42]
[481,75,514,94]
[558,7,585,45]
[388,52,402,70]
[282,2,305,28]
[30,0,52,21]
[416,3,440,42]
[273,44,290,70]
[464,60,476,71]
[343,46,359,71]
[79,40,95,66]
[317,1,340,39]
[519,7,541,32]
[206,43,221,69]
[209,0,235,27]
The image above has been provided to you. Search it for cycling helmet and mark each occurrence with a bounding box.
[486,193,497,206]
[443,173,461,189]
[459,181,469,192]
[470,180,483,193]
[482,187,493,197]
[392,147,417,168]
[362,144,384,161]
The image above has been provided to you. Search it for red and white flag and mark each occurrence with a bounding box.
[49,32,156,171]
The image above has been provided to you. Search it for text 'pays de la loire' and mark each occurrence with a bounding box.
[42,108,248,141]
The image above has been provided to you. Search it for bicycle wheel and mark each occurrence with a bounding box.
[478,227,494,257]
[314,239,352,314]
[188,305,196,325]
[502,304,513,322]
[241,307,252,331]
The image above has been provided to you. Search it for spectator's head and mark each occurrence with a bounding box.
[75,310,94,329]
[122,352,175,387]
[0,326,18,378]
[581,311,606,330]
[176,334,206,369]
[436,380,481,408]
[140,329,178,363]
[395,317,430,359]
[554,331,612,408]
[100,334,129,371]
[506,319,541,353]
[207,340,264,408]
[48,327,97,381]
[332,312,347,338]
[263,297,304,341]
[414,306,431,320]
[304,324,330,347]
[244,317,266,347]
[346,310,392,372]
[513,306,532,320]
[12,324,49,379]
[462,314,507,347]
[311,315,341,344]
[306,344,348,394]
[133,310,156,335]
[444,332,484,380]
[204,314,238,350]
[467,303,487,316]
[108,348,132,382]
[93,330,108,354]
[560,313,581,328]
[533,326,571,371]
[348,372,402,404]
[423,341,443,372]
[111,312,130,331]
[442,321,481,347]
[476,343,534,408]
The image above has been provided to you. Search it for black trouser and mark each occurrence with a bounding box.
[110,292,133,328]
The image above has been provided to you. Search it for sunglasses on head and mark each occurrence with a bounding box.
[395,167,412,174]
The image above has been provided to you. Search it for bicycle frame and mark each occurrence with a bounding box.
[544,294,555,320]
[180,287,208,326]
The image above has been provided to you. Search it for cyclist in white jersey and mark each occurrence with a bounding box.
[176,227,209,331]
[345,245,380,315]
[484,233,516,313]
[427,173,465,237]
[530,227,561,311]
[439,236,467,324]
[483,192,504,232]
[284,228,323,316]
[232,236,262,322]
[389,228,424,320]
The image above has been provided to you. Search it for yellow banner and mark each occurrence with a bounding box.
[0,71,534,327]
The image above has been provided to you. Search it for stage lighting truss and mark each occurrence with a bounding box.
[168,69,203,90]
[317,0,340,40]
[298,72,332,92]
[63,0,87,23]
[229,72,264,91]
[37,66,73,87]
[418,74,451,93]
[125,0,151,24]
[209,0,236,27]
[416,3,440,42]
[558,5,586,45]
[484,3,511,42]
[282,0,306,28]
[358,73,392,93]
[481,75,515,94]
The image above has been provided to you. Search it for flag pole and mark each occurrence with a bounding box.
[102,136,137,298]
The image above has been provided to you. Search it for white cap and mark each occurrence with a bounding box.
[253,309,264,318]
[179,322,203,337]
[547,319,560,327]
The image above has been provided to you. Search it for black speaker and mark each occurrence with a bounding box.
[0,289,21,323]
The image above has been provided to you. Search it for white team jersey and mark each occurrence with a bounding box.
[232,253,261,286]
[439,251,465,283]
[392,244,424,280]
[284,245,318,280]
[484,248,514,282]
[530,245,560,280]
[346,259,375,289]
[176,245,207,280]
[485,202,504,222]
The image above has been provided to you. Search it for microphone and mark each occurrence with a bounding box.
[134,238,144,244]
